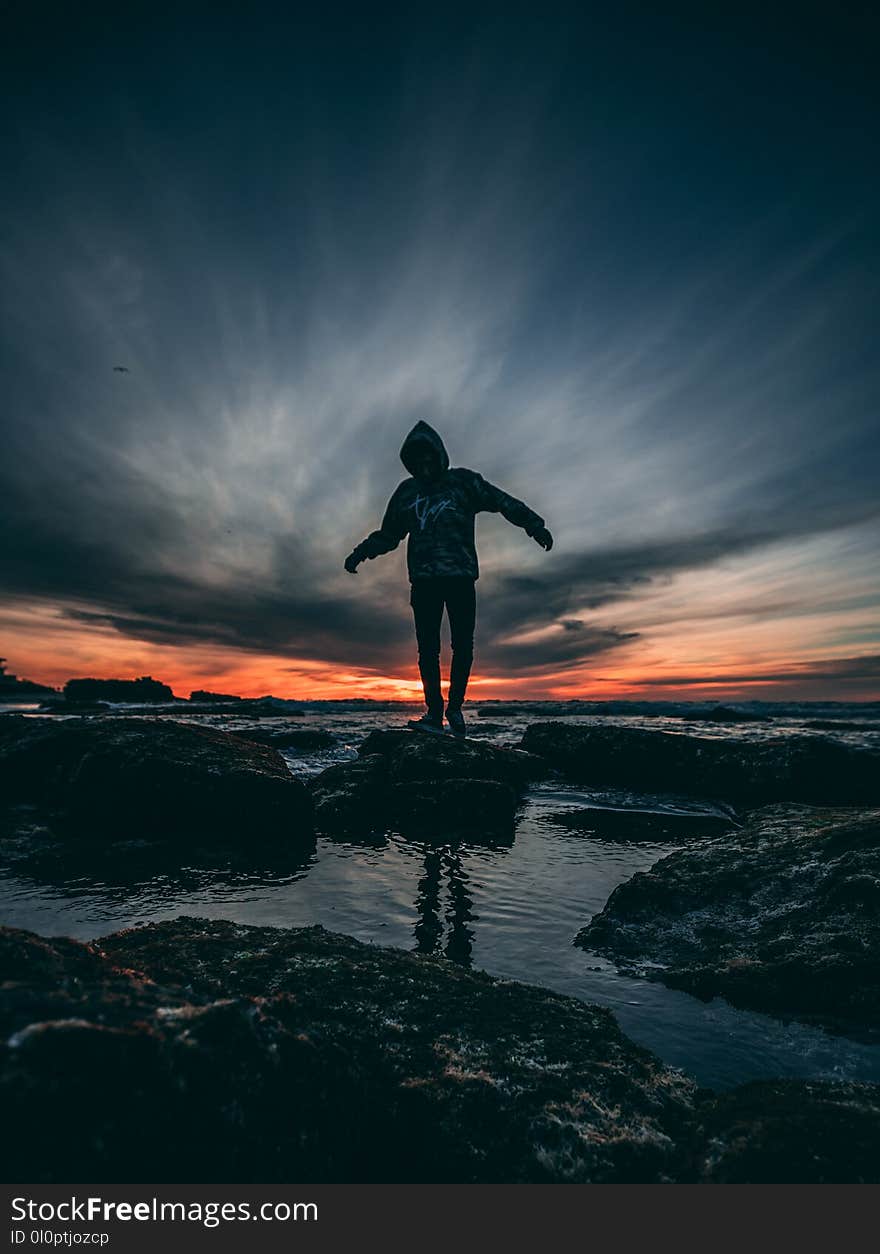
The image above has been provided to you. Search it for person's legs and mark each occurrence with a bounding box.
[410,579,445,719]
[445,577,476,711]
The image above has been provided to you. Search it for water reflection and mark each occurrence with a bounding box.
[3,831,316,902]
[414,845,475,966]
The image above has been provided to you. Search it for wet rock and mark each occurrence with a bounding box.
[69,698,309,719]
[0,717,313,844]
[476,700,617,718]
[309,755,389,835]
[0,801,68,874]
[186,698,306,718]
[51,702,113,715]
[4,919,876,1183]
[0,927,297,1184]
[545,804,736,842]
[476,700,682,719]
[1,917,699,1183]
[359,729,541,788]
[310,732,540,838]
[578,805,880,1036]
[0,924,111,987]
[693,1081,880,1183]
[678,705,770,723]
[477,702,557,717]
[233,727,336,752]
[520,723,880,805]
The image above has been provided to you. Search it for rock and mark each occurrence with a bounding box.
[519,725,709,795]
[310,749,520,840]
[477,702,552,716]
[140,698,305,718]
[678,705,770,723]
[0,658,57,700]
[53,702,113,715]
[189,690,243,702]
[545,804,736,842]
[476,701,609,718]
[520,723,880,805]
[476,700,680,718]
[1,917,699,1183]
[0,717,313,845]
[234,727,336,752]
[0,925,111,986]
[358,729,540,788]
[309,755,389,835]
[693,1081,880,1183]
[4,918,876,1183]
[172,702,267,717]
[577,805,880,1036]
[309,732,540,838]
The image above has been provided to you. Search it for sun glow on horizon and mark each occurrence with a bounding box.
[5,512,880,713]
[3,595,877,705]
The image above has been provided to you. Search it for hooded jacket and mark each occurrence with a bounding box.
[350,420,545,581]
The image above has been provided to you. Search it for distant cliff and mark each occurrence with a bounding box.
[63,676,176,704]
[0,657,57,701]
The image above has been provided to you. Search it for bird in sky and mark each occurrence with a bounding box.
[112,365,130,373]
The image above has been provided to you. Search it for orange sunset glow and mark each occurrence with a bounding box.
[5,537,879,705]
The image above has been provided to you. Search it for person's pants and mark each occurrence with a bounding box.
[409,577,476,716]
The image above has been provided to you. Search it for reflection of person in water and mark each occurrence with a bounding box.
[414,845,475,967]
[345,421,553,738]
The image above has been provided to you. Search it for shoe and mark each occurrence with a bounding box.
[445,707,466,737]
[407,712,446,735]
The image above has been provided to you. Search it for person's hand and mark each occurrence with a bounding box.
[533,526,553,551]
[344,552,360,574]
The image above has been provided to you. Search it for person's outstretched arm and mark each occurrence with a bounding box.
[344,485,410,573]
[468,472,553,550]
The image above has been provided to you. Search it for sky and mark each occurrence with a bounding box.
[2,5,878,701]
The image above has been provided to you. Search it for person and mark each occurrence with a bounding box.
[344,420,553,736]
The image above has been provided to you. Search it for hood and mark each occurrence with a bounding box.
[400,420,450,476]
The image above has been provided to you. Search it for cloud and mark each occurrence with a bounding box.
[479,497,880,640]
[1,14,878,694]
[632,654,880,688]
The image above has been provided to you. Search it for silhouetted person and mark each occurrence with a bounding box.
[345,421,552,735]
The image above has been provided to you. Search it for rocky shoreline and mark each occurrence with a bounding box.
[2,710,880,1180]
[3,917,879,1184]
[520,722,880,805]
[577,805,880,1038]
[310,729,540,839]
[0,715,314,845]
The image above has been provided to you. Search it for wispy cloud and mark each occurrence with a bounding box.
[2,11,878,697]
